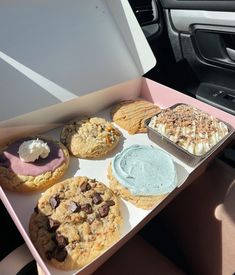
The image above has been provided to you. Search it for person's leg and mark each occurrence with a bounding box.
[94,235,186,275]
[160,159,235,275]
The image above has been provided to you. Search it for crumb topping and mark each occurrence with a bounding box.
[149,105,229,156]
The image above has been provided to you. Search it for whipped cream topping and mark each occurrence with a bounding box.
[112,145,177,196]
[18,139,50,162]
[149,105,229,156]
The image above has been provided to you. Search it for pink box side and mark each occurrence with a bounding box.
[141,78,235,128]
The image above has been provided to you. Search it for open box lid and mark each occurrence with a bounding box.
[0,0,156,123]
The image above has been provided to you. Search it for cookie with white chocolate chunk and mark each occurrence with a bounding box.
[0,136,69,192]
[60,117,121,159]
[29,176,122,270]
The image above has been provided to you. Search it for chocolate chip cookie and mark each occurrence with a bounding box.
[60,117,121,159]
[29,176,122,270]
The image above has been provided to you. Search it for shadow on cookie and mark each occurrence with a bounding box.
[93,134,126,161]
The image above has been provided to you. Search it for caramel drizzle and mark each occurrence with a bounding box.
[152,105,228,144]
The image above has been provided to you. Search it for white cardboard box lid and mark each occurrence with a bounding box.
[0,0,156,122]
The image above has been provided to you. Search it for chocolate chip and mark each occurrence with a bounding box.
[0,154,10,168]
[51,232,56,242]
[49,195,60,209]
[48,218,60,231]
[0,154,6,161]
[88,178,97,187]
[55,234,68,248]
[95,212,100,218]
[106,200,115,206]
[69,201,81,213]
[92,193,103,205]
[45,250,54,260]
[53,247,67,262]
[81,203,92,214]
[80,182,91,192]
[34,205,39,213]
[98,204,109,218]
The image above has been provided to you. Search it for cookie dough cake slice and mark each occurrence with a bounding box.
[108,145,177,210]
[60,117,121,159]
[148,104,229,156]
[29,176,122,270]
[0,136,69,192]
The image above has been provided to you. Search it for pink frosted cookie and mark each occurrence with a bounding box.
[0,136,69,192]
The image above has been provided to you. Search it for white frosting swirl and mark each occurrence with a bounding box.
[18,139,50,163]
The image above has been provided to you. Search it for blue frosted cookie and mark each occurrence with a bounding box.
[108,145,177,209]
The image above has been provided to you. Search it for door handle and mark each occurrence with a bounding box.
[226,47,235,62]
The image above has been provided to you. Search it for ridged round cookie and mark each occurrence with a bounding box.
[107,163,167,210]
[111,100,161,134]
[60,117,121,159]
[0,136,69,192]
[29,176,122,270]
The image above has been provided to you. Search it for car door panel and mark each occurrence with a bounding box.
[163,6,235,115]
[161,0,235,12]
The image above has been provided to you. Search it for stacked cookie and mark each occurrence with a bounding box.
[29,177,122,270]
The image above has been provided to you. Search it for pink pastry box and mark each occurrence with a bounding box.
[0,1,234,275]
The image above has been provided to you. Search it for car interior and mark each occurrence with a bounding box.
[1,1,235,274]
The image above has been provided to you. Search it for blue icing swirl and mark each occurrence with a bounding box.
[112,145,177,196]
